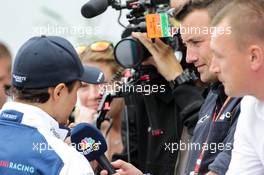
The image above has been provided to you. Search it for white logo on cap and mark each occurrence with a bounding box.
[13,74,27,83]
[97,72,104,82]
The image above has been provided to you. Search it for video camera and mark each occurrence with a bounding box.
[81,0,186,70]
[80,0,196,134]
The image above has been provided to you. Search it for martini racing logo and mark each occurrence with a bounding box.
[80,137,101,155]
[0,160,35,174]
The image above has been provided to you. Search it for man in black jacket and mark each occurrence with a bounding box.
[131,0,241,174]
[104,0,241,175]
[111,2,204,174]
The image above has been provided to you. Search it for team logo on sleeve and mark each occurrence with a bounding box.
[0,160,35,174]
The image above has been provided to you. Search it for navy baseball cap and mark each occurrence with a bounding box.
[12,35,104,88]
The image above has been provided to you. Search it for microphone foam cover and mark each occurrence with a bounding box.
[71,123,107,161]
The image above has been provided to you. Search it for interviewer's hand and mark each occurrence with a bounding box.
[100,160,143,175]
[132,32,183,81]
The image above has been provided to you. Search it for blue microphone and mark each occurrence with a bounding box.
[71,123,116,174]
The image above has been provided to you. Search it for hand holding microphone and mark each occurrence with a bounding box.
[100,159,143,175]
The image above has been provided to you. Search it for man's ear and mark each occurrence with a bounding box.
[49,83,66,102]
[249,45,264,71]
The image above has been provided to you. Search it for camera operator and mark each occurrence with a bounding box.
[209,0,264,174]
[0,35,105,175]
[115,29,206,175]
[101,0,240,175]
[114,51,204,175]
[101,0,241,175]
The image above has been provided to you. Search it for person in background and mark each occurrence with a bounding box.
[101,0,241,174]
[76,41,123,159]
[0,42,12,108]
[132,0,241,174]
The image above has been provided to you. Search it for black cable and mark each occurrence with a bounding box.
[117,0,126,28]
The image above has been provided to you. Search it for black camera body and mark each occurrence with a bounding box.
[81,0,185,69]
[81,0,189,85]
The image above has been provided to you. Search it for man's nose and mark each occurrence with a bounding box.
[186,47,199,64]
[209,57,220,74]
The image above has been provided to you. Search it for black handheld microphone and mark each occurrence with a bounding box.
[71,123,116,174]
[81,0,109,18]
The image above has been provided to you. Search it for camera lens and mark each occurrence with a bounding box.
[114,37,150,68]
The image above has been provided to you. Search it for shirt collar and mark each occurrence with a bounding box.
[210,82,227,106]
[0,101,69,141]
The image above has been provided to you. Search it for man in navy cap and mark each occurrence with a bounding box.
[0,35,104,175]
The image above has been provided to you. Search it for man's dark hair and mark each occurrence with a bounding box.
[175,0,232,21]
[7,81,76,103]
